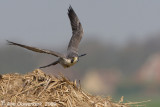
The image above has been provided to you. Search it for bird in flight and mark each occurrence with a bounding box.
[7,6,86,68]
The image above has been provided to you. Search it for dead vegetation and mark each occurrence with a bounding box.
[0,69,149,107]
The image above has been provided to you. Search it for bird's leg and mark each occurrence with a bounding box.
[39,60,59,68]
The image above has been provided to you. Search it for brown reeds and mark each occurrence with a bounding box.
[0,69,149,107]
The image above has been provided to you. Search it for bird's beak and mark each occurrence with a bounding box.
[78,53,87,57]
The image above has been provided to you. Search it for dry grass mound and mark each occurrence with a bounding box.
[0,69,148,107]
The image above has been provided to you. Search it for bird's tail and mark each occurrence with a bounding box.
[39,60,59,68]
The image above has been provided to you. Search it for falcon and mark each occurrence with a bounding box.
[7,6,86,68]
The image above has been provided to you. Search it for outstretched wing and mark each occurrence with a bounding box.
[40,60,59,68]
[67,6,84,53]
[7,40,65,58]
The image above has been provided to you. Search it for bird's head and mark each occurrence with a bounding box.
[70,54,87,63]
[76,53,87,62]
[71,56,79,63]
[68,53,87,64]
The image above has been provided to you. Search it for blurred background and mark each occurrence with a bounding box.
[0,0,160,106]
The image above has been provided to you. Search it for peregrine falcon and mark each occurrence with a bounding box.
[7,6,86,68]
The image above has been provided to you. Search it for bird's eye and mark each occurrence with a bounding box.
[71,58,74,63]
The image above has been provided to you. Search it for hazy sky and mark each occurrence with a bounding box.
[1,0,160,48]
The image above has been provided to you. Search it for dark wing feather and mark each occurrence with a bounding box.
[67,6,83,53]
[40,60,59,68]
[7,40,65,58]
